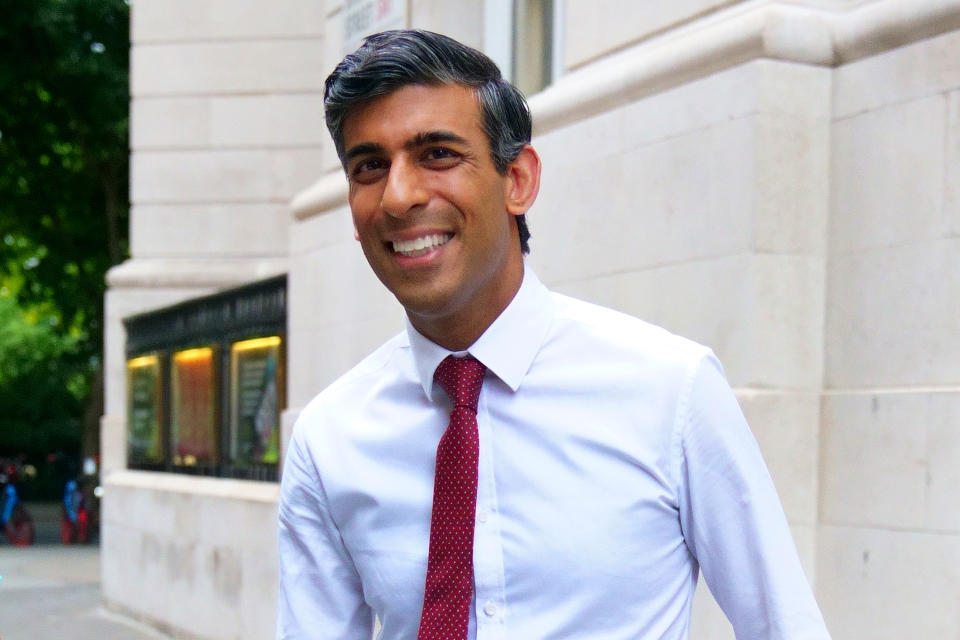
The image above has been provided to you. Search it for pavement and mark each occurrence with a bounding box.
[0,503,173,640]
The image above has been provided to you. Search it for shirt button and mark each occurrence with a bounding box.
[476,509,489,523]
[483,601,497,617]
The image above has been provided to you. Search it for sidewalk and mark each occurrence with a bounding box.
[0,503,173,640]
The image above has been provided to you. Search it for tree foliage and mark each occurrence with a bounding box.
[0,0,129,463]
[0,296,83,453]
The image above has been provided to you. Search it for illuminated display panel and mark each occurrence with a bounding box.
[124,275,286,480]
[170,347,218,466]
[230,336,282,466]
[127,354,163,464]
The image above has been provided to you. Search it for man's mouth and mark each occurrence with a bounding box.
[391,233,452,258]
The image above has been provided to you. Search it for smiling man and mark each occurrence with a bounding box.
[277,30,831,640]
[341,82,535,350]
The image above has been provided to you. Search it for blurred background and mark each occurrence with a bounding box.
[0,0,128,531]
[2,1,959,639]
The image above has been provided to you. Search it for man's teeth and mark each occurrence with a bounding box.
[392,233,452,257]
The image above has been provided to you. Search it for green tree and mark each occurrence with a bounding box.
[0,0,129,473]
[0,295,84,452]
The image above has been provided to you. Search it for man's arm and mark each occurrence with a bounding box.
[677,353,831,639]
[277,424,373,640]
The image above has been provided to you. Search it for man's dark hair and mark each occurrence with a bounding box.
[324,29,532,254]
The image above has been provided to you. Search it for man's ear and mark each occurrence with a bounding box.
[504,145,541,216]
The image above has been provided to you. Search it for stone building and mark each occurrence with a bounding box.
[102,1,960,638]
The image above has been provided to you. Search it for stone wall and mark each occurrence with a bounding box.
[818,28,960,639]
[103,1,960,638]
[101,472,278,640]
[100,1,325,637]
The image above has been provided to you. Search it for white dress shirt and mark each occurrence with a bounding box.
[277,267,831,640]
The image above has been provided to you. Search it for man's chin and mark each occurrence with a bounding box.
[392,289,452,318]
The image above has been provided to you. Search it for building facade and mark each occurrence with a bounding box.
[103,1,960,638]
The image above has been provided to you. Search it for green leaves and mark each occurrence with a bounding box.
[0,295,85,454]
[0,296,76,385]
[0,0,128,462]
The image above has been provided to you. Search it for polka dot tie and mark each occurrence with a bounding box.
[417,355,487,640]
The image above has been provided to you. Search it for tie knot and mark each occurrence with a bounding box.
[434,355,486,411]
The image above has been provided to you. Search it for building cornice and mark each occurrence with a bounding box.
[290,0,960,221]
[531,0,960,134]
[106,257,289,289]
[291,170,349,220]
[104,468,280,502]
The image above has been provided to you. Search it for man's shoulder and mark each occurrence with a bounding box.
[548,291,711,369]
[296,331,410,427]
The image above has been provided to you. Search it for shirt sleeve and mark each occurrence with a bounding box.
[676,353,831,639]
[276,422,373,640]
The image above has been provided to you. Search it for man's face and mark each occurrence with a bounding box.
[342,83,525,348]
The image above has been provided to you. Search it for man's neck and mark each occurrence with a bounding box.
[408,264,524,352]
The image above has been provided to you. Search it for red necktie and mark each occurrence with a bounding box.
[417,355,487,640]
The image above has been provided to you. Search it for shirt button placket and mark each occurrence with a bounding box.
[474,508,497,636]
[473,387,504,639]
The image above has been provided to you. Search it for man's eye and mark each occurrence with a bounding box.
[423,148,459,166]
[351,159,387,182]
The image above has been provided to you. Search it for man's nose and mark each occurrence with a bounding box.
[381,157,428,217]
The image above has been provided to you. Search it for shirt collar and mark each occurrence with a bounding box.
[406,264,554,402]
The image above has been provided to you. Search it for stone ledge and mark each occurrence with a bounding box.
[106,257,288,289]
[103,468,280,504]
[290,170,348,220]
[533,0,960,135]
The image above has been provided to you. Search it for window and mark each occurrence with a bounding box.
[124,276,286,481]
[229,336,283,467]
[171,347,218,467]
[512,0,554,96]
[485,0,564,96]
[126,354,163,465]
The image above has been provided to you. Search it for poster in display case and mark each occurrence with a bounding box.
[230,336,282,466]
[170,347,217,466]
[124,275,286,479]
[127,354,163,464]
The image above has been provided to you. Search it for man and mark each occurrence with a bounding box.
[278,29,831,640]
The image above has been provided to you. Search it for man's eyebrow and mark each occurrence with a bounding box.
[343,142,385,164]
[344,131,471,164]
[405,130,470,150]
